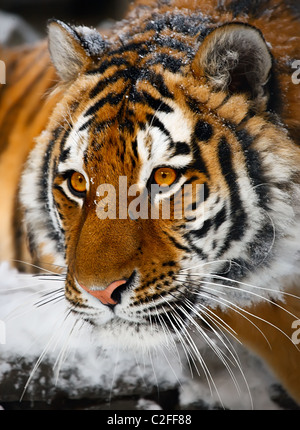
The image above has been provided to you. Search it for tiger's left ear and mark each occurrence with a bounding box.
[193,23,272,107]
[48,19,106,82]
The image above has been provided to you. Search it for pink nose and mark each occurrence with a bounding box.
[80,279,127,306]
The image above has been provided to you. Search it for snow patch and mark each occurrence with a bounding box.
[0,262,282,409]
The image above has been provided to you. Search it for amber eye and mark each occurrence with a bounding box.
[154,167,177,187]
[68,171,87,196]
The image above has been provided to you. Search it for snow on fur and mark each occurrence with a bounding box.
[0,262,281,409]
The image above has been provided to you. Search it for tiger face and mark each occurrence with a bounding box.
[20,14,300,348]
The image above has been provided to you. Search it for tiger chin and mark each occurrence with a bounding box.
[1,0,300,406]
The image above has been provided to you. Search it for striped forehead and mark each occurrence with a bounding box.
[57,113,89,174]
[137,104,193,181]
[57,98,194,177]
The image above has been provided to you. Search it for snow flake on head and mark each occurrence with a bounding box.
[75,25,107,57]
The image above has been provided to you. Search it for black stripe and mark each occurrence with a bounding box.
[189,137,209,177]
[216,137,247,255]
[132,138,138,160]
[86,57,131,76]
[141,91,173,113]
[186,96,203,115]
[39,132,58,205]
[193,120,213,142]
[53,184,79,208]
[90,66,175,100]
[214,206,227,229]
[189,219,212,240]
[89,66,134,98]
[93,119,113,134]
[59,127,71,162]
[59,147,70,163]
[174,141,190,156]
[146,53,183,73]
[79,117,94,132]
[235,128,253,150]
[86,67,174,125]
[39,128,65,254]
[84,92,125,117]
[154,35,195,56]
[108,41,150,58]
[150,115,172,140]
[187,204,226,244]
[235,128,270,209]
[163,230,190,252]
[143,70,174,99]
[187,241,207,259]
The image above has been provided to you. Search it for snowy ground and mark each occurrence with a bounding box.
[0,261,294,410]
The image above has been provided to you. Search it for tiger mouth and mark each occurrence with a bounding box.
[70,300,198,338]
[69,272,200,337]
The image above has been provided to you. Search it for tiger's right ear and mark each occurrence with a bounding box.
[192,23,273,108]
[48,19,106,82]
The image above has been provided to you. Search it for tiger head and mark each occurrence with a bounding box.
[20,15,300,347]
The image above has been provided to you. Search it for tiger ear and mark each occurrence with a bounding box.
[47,19,106,82]
[193,23,272,106]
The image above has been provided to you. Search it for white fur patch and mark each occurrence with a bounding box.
[136,107,193,186]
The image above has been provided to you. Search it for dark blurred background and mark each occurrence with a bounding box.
[0,0,131,44]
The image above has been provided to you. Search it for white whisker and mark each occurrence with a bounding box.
[19,309,71,401]
[3,288,65,323]
[53,312,82,384]
[212,279,298,329]
[177,278,271,347]
[159,294,228,406]
[195,287,298,350]
[179,267,300,302]
[181,296,254,408]
[11,259,66,275]
[175,300,246,397]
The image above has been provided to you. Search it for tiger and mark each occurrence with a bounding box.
[0,0,300,407]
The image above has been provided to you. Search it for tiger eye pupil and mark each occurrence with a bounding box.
[154,167,177,187]
[70,172,86,193]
